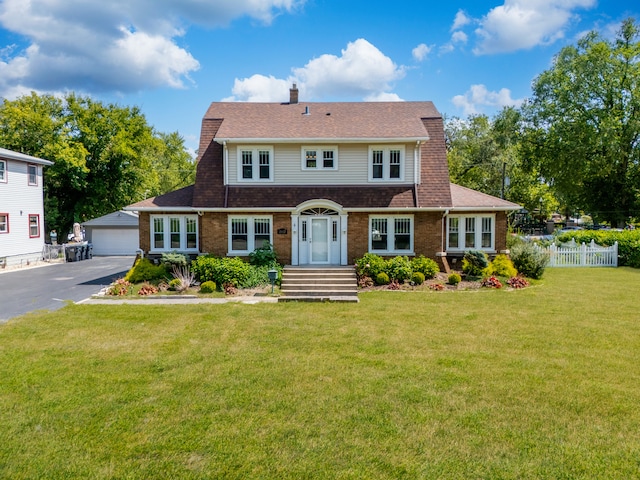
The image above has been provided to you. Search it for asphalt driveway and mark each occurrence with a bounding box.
[0,256,134,322]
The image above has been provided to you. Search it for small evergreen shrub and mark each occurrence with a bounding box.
[375,272,390,285]
[510,242,549,279]
[462,250,489,277]
[448,273,461,285]
[199,281,216,293]
[411,272,425,285]
[191,255,252,288]
[488,254,518,278]
[168,278,182,291]
[385,256,413,282]
[124,258,168,283]
[411,255,440,278]
[161,251,188,269]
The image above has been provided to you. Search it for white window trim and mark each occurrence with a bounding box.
[446,214,496,252]
[368,145,405,182]
[301,146,339,171]
[368,215,414,255]
[236,146,274,182]
[150,215,199,252]
[0,159,6,183]
[228,215,273,255]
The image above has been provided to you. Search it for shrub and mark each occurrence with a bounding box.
[387,280,401,290]
[358,276,374,288]
[482,275,503,289]
[448,273,461,285]
[411,255,440,279]
[385,256,413,282]
[107,278,131,296]
[429,283,445,291]
[191,255,252,288]
[161,251,188,269]
[248,242,277,267]
[168,278,182,291]
[507,276,530,289]
[488,254,518,278]
[223,283,238,295]
[124,258,168,284]
[355,253,386,280]
[375,272,390,285]
[138,282,158,296]
[462,250,489,277]
[199,281,216,293]
[171,265,195,292]
[510,242,549,279]
[410,272,425,285]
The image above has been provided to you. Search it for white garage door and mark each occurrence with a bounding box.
[91,228,139,256]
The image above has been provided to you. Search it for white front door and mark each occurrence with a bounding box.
[310,217,330,264]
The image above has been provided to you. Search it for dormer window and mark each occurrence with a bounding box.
[238,146,273,182]
[301,146,338,170]
[369,146,404,181]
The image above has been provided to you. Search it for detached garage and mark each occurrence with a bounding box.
[82,210,139,256]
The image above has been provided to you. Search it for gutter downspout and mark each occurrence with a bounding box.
[414,141,421,208]
[223,141,228,186]
[441,209,449,253]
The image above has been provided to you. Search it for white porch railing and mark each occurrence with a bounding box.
[536,239,618,267]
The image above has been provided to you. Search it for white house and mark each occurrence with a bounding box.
[0,147,53,268]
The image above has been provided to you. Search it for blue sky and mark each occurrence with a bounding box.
[0,0,636,154]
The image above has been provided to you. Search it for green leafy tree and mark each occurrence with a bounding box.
[522,18,640,226]
[0,92,195,236]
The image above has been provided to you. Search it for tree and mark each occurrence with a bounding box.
[522,18,640,226]
[0,92,195,236]
[445,108,557,216]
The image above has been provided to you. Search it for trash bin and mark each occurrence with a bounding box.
[75,245,83,262]
[86,243,93,259]
[65,245,76,262]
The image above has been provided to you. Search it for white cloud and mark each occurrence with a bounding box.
[452,10,472,31]
[0,0,304,97]
[227,38,404,102]
[452,84,524,116]
[412,43,432,62]
[472,0,596,54]
[451,31,468,45]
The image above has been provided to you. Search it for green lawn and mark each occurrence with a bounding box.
[1,268,639,479]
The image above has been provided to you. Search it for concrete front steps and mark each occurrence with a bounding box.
[278,266,359,303]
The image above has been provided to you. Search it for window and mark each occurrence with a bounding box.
[369,215,414,254]
[228,216,272,254]
[0,213,8,233]
[28,214,40,238]
[369,146,404,181]
[0,160,6,183]
[27,164,37,186]
[301,146,338,170]
[238,146,273,181]
[447,215,495,251]
[150,215,199,252]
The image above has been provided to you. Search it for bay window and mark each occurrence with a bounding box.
[369,215,413,254]
[229,216,272,254]
[447,215,495,251]
[151,215,199,252]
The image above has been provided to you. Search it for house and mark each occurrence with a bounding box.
[127,86,519,268]
[0,147,53,267]
[82,210,139,256]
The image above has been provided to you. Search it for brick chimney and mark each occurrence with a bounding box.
[289,83,299,104]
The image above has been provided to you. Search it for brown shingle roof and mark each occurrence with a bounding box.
[128,185,194,209]
[209,102,440,141]
[450,184,520,210]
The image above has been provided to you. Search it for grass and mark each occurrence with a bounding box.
[1,268,639,479]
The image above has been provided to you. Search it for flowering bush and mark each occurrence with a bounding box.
[481,275,503,289]
[507,276,530,289]
[429,283,445,291]
[138,282,158,296]
[107,278,131,296]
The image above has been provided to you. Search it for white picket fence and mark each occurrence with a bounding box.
[536,239,618,267]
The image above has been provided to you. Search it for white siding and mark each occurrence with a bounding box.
[0,159,47,265]
[226,143,417,185]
